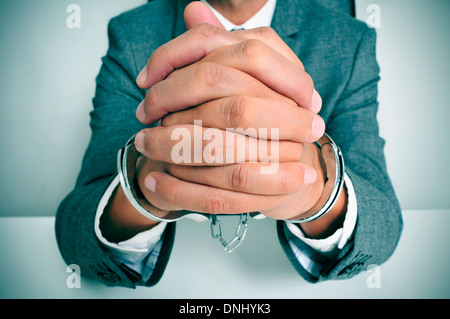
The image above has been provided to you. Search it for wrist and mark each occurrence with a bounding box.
[100,147,167,243]
[299,139,348,239]
[299,185,348,239]
[100,184,160,243]
[289,134,347,238]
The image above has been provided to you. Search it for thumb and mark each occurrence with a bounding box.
[184,1,225,30]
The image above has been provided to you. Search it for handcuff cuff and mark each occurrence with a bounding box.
[117,132,345,253]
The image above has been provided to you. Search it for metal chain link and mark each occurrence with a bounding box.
[210,213,249,253]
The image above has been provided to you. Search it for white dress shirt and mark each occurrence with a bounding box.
[94,0,358,282]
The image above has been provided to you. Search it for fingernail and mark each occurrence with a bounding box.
[135,131,145,153]
[145,176,156,192]
[136,67,147,86]
[312,115,325,140]
[136,101,146,123]
[304,168,317,185]
[311,90,322,113]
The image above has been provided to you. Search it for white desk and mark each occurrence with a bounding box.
[0,210,449,299]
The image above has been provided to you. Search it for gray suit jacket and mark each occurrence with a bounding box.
[55,0,403,288]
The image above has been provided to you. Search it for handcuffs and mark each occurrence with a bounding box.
[117,132,345,253]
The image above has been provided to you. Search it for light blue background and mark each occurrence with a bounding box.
[0,0,449,217]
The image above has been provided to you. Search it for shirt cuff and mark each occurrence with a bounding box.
[94,175,167,258]
[285,173,357,258]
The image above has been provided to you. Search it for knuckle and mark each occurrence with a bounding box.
[146,86,160,108]
[256,26,277,40]
[202,130,224,164]
[146,130,162,159]
[196,62,224,89]
[192,23,219,40]
[205,192,229,215]
[231,165,251,191]
[226,96,248,127]
[240,39,265,61]
[162,182,178,207]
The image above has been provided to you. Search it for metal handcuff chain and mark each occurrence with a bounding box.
[118,133,250,253]
[118,132,343,252]
[210,213,249,253]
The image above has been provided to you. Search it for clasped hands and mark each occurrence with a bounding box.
[132,3,329,226]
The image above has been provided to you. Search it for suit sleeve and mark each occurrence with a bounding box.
[278,27,403,282]
[55,17,176,288]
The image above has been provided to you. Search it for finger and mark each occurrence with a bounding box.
[136,23,247,89]
[162,96,325,143]
[143,171,283,214]
[233,27,304,69]
[166,162,317,195]
[134,125,303,165]
[188,3,300,67]
[135,25,312,94]
[199,39,319,112]
[136,61,293,124]
[184,1,225,30]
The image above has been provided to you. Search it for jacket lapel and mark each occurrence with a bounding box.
[271,0,308,59]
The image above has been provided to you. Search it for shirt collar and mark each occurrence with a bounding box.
[200,0,277,31]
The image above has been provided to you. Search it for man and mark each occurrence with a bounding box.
[56,0,403,288]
